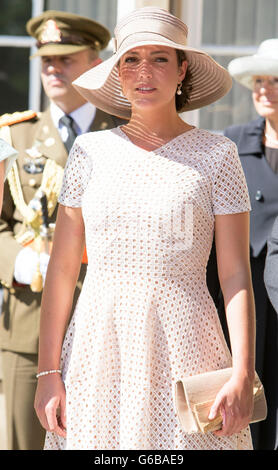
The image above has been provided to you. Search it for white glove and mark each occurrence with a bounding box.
[14,246,50,285]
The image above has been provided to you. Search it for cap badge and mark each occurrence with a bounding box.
[41,19,62,44]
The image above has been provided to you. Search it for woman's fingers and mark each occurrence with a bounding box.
[209,393,237,436]
[45,397,59,430]
[35,402,51,432]
[213,405,236,436]
[44,398,66,437]
[45,398,67,437]
[208,394,222,422]
[34,376,67,437]
[208,376,254,437]
[209,396,251,436]
[208,400,228,435]
[58,393,67,436]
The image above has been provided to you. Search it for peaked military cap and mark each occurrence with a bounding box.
[26,10,111,57]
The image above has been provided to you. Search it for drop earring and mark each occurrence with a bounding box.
[176,83,182,95]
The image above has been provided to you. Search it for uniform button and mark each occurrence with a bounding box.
[28,178,36,187]
[255,190,263,201]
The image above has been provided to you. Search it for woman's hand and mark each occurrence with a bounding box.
[208,374,254,436]
[34,374,67,438]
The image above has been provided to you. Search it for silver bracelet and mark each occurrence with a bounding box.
[36,369,62,379]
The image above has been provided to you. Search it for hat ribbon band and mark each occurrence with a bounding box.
[37,34,92,48]
[115,31,188,55]
[115,19,187,52]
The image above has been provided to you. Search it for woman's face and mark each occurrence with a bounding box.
[118,45,187,115]
[252,75,278,120]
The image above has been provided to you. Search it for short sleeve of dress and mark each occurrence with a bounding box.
[58,137,92,208]
[212,139,251,215]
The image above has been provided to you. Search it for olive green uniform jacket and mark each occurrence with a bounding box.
[0,107,123,354]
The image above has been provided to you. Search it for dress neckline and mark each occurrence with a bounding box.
[116,125,197,153]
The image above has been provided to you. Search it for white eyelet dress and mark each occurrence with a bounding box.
[44,127,253,450]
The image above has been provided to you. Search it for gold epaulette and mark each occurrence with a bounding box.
[0,110,37,127]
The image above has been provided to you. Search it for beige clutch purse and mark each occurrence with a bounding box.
[175,368,267,433]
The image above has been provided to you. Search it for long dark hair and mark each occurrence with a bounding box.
[175,50,193,111]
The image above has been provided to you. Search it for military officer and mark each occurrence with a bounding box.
[0,10,125,450]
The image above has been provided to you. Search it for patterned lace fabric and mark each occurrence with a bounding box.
[45,127,252,450]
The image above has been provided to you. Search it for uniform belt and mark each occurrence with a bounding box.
[12,280,28,288]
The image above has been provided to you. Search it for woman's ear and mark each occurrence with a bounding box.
[179,60,188,82]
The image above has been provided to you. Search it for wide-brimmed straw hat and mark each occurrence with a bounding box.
[228,39,278,90]
[73,7,232,119]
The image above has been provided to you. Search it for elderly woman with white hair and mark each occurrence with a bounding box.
[34,7,258,450]
[209,39,278,450]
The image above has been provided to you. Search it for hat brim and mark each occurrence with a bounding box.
[228,56,278,90]
[30,43,91,58]
[73,37,232,119]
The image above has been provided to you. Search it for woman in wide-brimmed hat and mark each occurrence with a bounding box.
[34,7,255,450]
[209,39,278,450]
